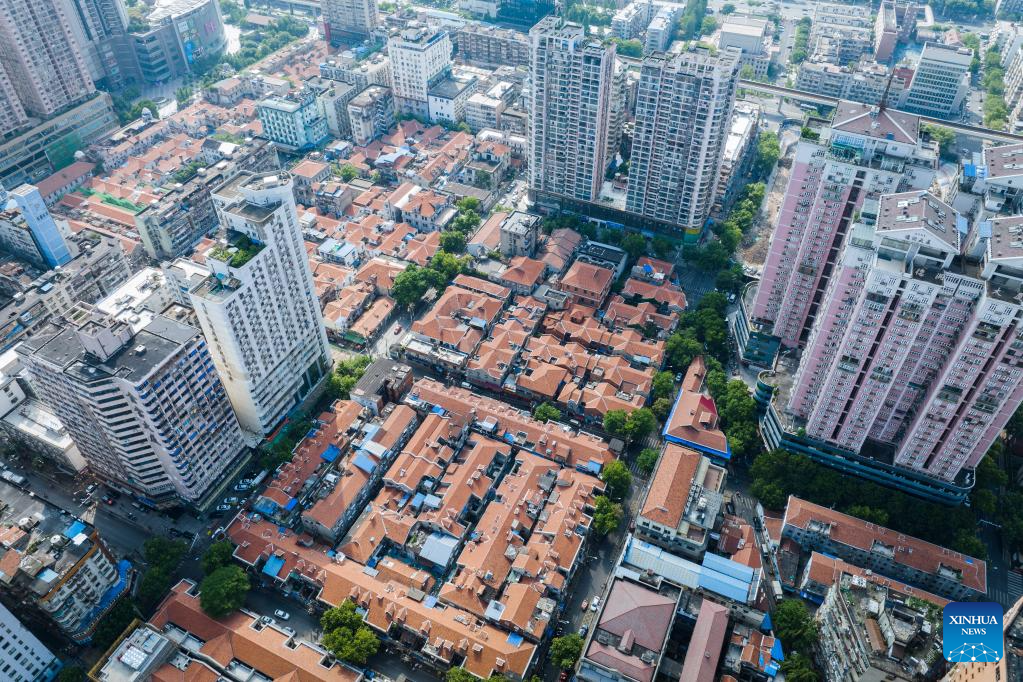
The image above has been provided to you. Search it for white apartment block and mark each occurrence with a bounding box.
[19,305,246,506]
[528,17,614,203]
[191,171,331,436]
[323,0,378,42]
[796,62,909,107]
[0,0,95,117]
[611,0,655,40]
[644,5,678,54]
[902,42,972,119]
[0,602,60,682]
[256,90,329,152]
[387,24,452,116]
[626,45,740,241]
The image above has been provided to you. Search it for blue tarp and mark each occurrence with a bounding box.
[431,405,446,415]
[585,460,602,473]
[964,163,977,177]
[642,263,653,273]
[353,451,378,474]
[263,555,286,577]
[411,493,426,509]
[321,444,341,462]
[771,639,784,662]
[760,612,773,632]
[253,499,278,515]
[506,632,524,646]
[64,520,87,538]
[284,498,298,511]
[424,595,438,608]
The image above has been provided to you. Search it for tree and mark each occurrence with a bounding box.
[533,402,562,423]
[637,448,659,475]
[447,669,479,682]
[91,599,138,650]
[652,236,674,259]
[202,540,235,575]
[753,132,780,180]
[923,123,957,160]
[652,397,673,420]
[549,633,584,669]
[780,653,819,682]
[652,371,676,401]
[600,460,632,500]
[200,565,250,618]
[452,209,482,234]
[392,265,432,309]
[666,332,704,371]
[456,196,480,212]
[603,409,629,438]
[593,495,623,534]
[440,231,466,253]
[621,232,646,260]
[430,251,469,281]
[321,601,380,665]
[339,164,358,182]
[845,505,889,527]
[625,408,657,441]
[611,38,643,58]
[175,86,193,107]
[774,599,818,654]
[722,2,736,12]
[700,16,717,35]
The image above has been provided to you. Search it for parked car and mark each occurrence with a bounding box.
[215,504,232,513]
[590,596,601,612]
[283,626,296,636]
[580,599,589,611]
[274,609,290,620]
[234,483,251,492]
[102,496,115,505]
[85,484,97,495]
[578,624,589,637]
[393,324,403,334]
[223,496,240,505]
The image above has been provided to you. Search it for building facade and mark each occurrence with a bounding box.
[348,84,395,146]
[453,22,529,68]
[256,89,330,152]
[20,306,246,506]
[190,171,331,436]
[902,42,972,119]
[528,17,614,203]
[323,0,378,43]
[0,601,61,681]
[626,46,740,243]
[387,24,452,117]
[8,183,72,267]
[750,102,938,349]
[0,0,95,118]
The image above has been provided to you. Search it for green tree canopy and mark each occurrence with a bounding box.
[637,448,659,475]
[533,402,562,423]
[593,495,623,535]
[202,540,235,575]
[652,371,676,401]
[626,408,657,441]
[339,164,358,182]
[603,409,629,438]
[550,633,585,669]
[199,565,250,618]
[774,599,818,655]
[440,230,467,253]
[321,600,381,665]
[600,460,632,501]
[621,232,646,260]
[779,652,819,682]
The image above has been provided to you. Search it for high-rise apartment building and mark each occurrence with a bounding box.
[387,24,451,117]
[528,17,614,203]
[64,0,139,89]
[190,171,331,436]
[901,42,972,119]
[0,63,27,137]
[323,0,378,43]
[0,602,61,681]
[751,101,938,349]
[20,304,246,506]
[0,0,95,117]
[626,45,740,243]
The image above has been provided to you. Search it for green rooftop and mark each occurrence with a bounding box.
[209,231,265,268]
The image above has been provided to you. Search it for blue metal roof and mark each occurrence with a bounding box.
[321,444,341,462]
[353,450,377,474]
[506,632,524,646]
[771,638,784,662]
[697,570,749,603]
[284,498,298,511]
[431,405,446,415]
[702,552,755,582]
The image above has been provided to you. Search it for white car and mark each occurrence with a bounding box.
[590,596,601,612]
[274,609,290,621]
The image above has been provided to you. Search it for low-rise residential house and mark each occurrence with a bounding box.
[555,261,614,308]
[661,356,730,460]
